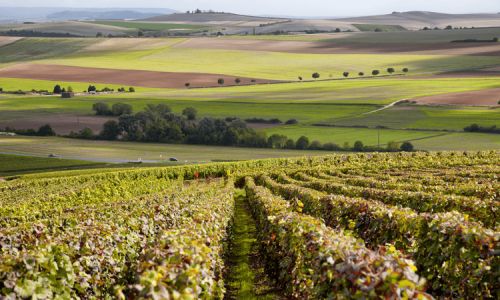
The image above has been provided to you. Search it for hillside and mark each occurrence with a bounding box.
[145,12,285,24]
[339,11,500,29]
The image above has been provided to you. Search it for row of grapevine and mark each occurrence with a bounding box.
[0,180,234,298]
[255,174,499,297]
[244,177,431,299]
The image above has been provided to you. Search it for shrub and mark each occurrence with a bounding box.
[185,83,190,88]
[400,141,414,152]
[323,142,340,151]
[309,140,323,150]
[296,136,310,149]
[298,76,303,81]
[343,72,349,78]
[129,87,135,92]
[88,85,97,92]
[37,124,56,136]
[285,119,298,125]
[312,72,320,79]
[402,68,409,73]
[358,72,364,76]
[218,78,225,85]
[92,102,111,116]
[111,103,133,116]
[372,70,380,76]
[386,141,400,152]
[387,67,395,74]
[182,107,198,120]
[235,78,241,84]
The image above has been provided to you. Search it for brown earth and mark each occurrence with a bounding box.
[0,36,22,47]
[0,114,113,135]
[175,38,500,56]
[413,88,500,106]
[0,63,276,88]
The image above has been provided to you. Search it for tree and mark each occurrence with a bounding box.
[77,127,94,139]
[323,142,340,151]
[387,67,395,74]
[88,85,97,92]
[67,86,74,93]
[402,68,409,73]
[182,107,198,120]
[358,72,365,76]
[285,139,296,149]
[267,134,288,149]
[53,85,62,94]
[353,140,364,151]
[185,83,190,88]
[296,136,310,150]
[92,102,111,116]
[298,76,303,81]
[235,78,241,84]
[37,124,56,136]
[100,120,120,140]
[309,140,322,150]
[111,103,133,116]
[400,141,414,152]
[372,70,380,76]
[312,72,320,79]
[493,37,499,42]
[343,72,349,78]
[386,141,400,152]
[96,32,103,37]
[129,87,135,92]
[218,78,225,85]
[445,25,453,30]
[138,31,144,37]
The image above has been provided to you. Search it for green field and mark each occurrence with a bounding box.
[89,21,207,31]
[0,153,105,176]
[0,136,334,163]
[353,24,407,32]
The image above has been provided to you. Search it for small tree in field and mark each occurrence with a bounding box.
[129,87,135,92]
[353,140,364,151]
[312,73,320,79]
[298,76,303,81]
[53,85,62,94]
[185,83,190,88]
[387,67,395,74]
[218,78,225,85]
[37,124,56,136]
[400,141,414,152]
[402,68,409,73]
[343,72,349,78]
[358,72,364,76]
[235,78,241,84]
[372,70,380,76]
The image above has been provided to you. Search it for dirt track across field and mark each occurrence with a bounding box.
[413,88,500,106]
[0,63,276,88]
[175,38,500,56]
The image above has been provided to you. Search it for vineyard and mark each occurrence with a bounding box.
[0,151,498,299]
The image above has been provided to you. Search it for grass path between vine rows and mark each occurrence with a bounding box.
[224,190,281,299]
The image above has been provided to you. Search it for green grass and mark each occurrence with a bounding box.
[225,191,278,299]
[0,136,335,163]
[0,38,96,63]
[334,106,500,130]
[264,125,447,146]
[412,132,500,151]
[322,27,500,44]
[0,153,104,176]
[0,78,153,93]
[88,21,206,31]
[353,24,407,32]
[43,46,500,80]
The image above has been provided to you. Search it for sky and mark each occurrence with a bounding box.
[1,0,500,17]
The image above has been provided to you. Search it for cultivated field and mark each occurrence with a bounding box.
[0,152,498,298]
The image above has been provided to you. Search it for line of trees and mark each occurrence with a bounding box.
[68,103,415,152]
[309,68,408,80]
[464,124,500,134]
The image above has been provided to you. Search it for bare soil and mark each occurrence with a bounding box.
[0,37,22,47]
[413,88,500,106]
[0,63,276,88]
[0,114,112,135]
